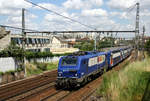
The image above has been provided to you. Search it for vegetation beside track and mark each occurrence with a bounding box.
[97,54,150,101]
[26,61,58,76]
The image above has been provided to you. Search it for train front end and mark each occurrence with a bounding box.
[56,56,82,88]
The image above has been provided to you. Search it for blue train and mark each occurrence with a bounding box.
[56,46,132,88]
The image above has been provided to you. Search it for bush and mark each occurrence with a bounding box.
[16,67,24,72]
[5,70,15,75]
[25,51,54,59]
[27,67,43,77]
[0,41,24,59]
[35,63,48,71]
[74,41,94,51]
[0,71,4,76]
[145,39,150,55]
[46,62,58,70]
[97,57,150,101]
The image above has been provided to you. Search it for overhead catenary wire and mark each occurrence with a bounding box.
[0,24,40,32]
[24,0,96,30]
[109,4,137,37]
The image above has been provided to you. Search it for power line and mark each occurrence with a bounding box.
[0,24,39,32]
[24,0,96,30]
[25,9,87,31]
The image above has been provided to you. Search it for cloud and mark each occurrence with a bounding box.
[0,0,150,37]
[37,3,65,13]
[107,0,150,10]
[81,9,108,17]
[44,12,77,22]
[0,0,32,16]
[63,0,84,10]
[63,0,103,10]
[107,0,137,10]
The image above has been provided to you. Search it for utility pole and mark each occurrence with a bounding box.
[94,32,97,51]
[94,28,97,51]
[135,2,140,59]
[22,8,26,77]
[111,32,113,47]
[142,26,145,60]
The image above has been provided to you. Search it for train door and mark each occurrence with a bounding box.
[120,50,123,61]
[104,54,108,70]
[82,59,88,74]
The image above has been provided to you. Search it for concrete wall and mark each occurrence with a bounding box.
[50,48,79,54]
[0,57,16,72]
[27,56,61,63]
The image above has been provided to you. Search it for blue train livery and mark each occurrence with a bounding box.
[56,46,132,88]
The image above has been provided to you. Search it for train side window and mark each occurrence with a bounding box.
[83,60,86,64]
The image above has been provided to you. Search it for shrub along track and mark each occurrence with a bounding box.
[0,70,57,101]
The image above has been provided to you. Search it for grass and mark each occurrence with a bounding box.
[97,55,150,101]
[46,61,58,70]
[26,61,58,77]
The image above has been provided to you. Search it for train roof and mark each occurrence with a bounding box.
[101,46,131,52]
[61,46,131,59]
[61,51,107,60]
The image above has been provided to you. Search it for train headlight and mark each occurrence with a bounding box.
[58,73,62,77]
[75,73,78,77]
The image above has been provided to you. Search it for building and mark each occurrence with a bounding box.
[0,27,11,51]
[51,36,68,48]
[50,36,78,54]
[0,27,79,54]
[11,33,52,52]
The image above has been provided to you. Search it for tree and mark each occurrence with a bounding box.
[74,40,94,51]
[145,39,150,55]
[0,41,24,58]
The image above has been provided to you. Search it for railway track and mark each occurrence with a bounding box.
[0,70,57,101]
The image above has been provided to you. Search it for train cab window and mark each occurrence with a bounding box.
[61,58,77,66]
[83,60,86,64]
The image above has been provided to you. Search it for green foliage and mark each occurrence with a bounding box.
[34,62,58,71]
[35,62,48,71]
[25,51,71,59]
[97,39,112,49]
[46,62,58,70]
[26,62,58,76]
[0,41,24,59]
[16,67,24,72]
[74,38,116,51]
[145,39,150,55]
[74,40,94,51]
[0,71,4,75]
[27,67,43,77]
[5,70,15,74]
[25,51,53,59]
[97,57,150,101]
[145,39,150,49]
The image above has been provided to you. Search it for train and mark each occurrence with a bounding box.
[56,46,132,88]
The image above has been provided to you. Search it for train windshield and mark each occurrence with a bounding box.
[61,58,77,66]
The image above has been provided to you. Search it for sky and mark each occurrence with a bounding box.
[0,0,150,38]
